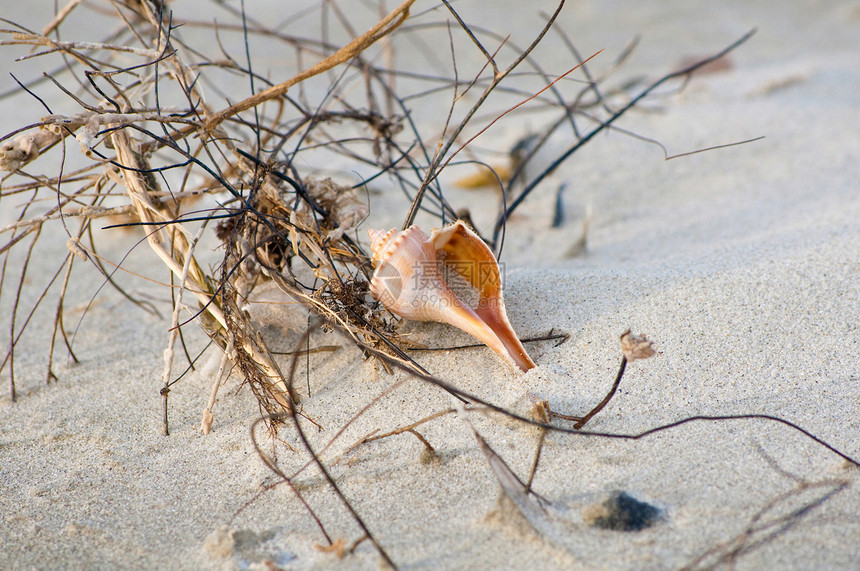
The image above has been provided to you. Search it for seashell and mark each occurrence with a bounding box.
[368,221,535,371]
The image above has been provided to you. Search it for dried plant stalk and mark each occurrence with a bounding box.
[0,2,751,430]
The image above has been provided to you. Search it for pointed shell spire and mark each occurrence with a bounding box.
[367,222,535,371]
[431,221,536,371]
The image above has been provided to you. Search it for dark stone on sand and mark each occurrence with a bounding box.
[587,491,663,532]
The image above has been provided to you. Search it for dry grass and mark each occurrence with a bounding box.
[0,0,607,422]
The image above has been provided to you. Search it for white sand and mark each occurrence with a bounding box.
[2,1,859,569]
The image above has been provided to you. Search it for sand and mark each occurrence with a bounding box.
[2,1,859,569]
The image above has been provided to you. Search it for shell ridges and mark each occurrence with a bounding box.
[366,222,535,371]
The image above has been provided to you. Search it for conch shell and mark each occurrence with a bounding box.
[368,221,535,371]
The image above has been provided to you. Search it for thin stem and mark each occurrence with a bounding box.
[573,357,627,429]
[492,29,757,248]
[525,429,546,492]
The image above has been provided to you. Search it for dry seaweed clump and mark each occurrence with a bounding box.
[0,0,755,419]
[0,0,434,421]
[0,0,553,416]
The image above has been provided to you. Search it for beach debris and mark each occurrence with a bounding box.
[200,408,215,436]
[620,329,656,361]
[200,346,232,435]
[0,127,62,171]
[455,398,573,552]
[529,393,552,424]
[453,162,512,189]
[305,177,368,240]
[344,408,454,465]
[684,478,850,568]
[525,393,551,491]
[65,237,89,262]
[551,183,568,228]
[314,538,347,558]
[550,183,592,259]
[508,133,542,188]
[563,206,591,258]
[452,133,540,190]
[583,491,663,532]
[509,133,540,164]
[368,221,535,371]
[545,329,655,428]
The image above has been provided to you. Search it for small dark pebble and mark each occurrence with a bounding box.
[589,491,663,532]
